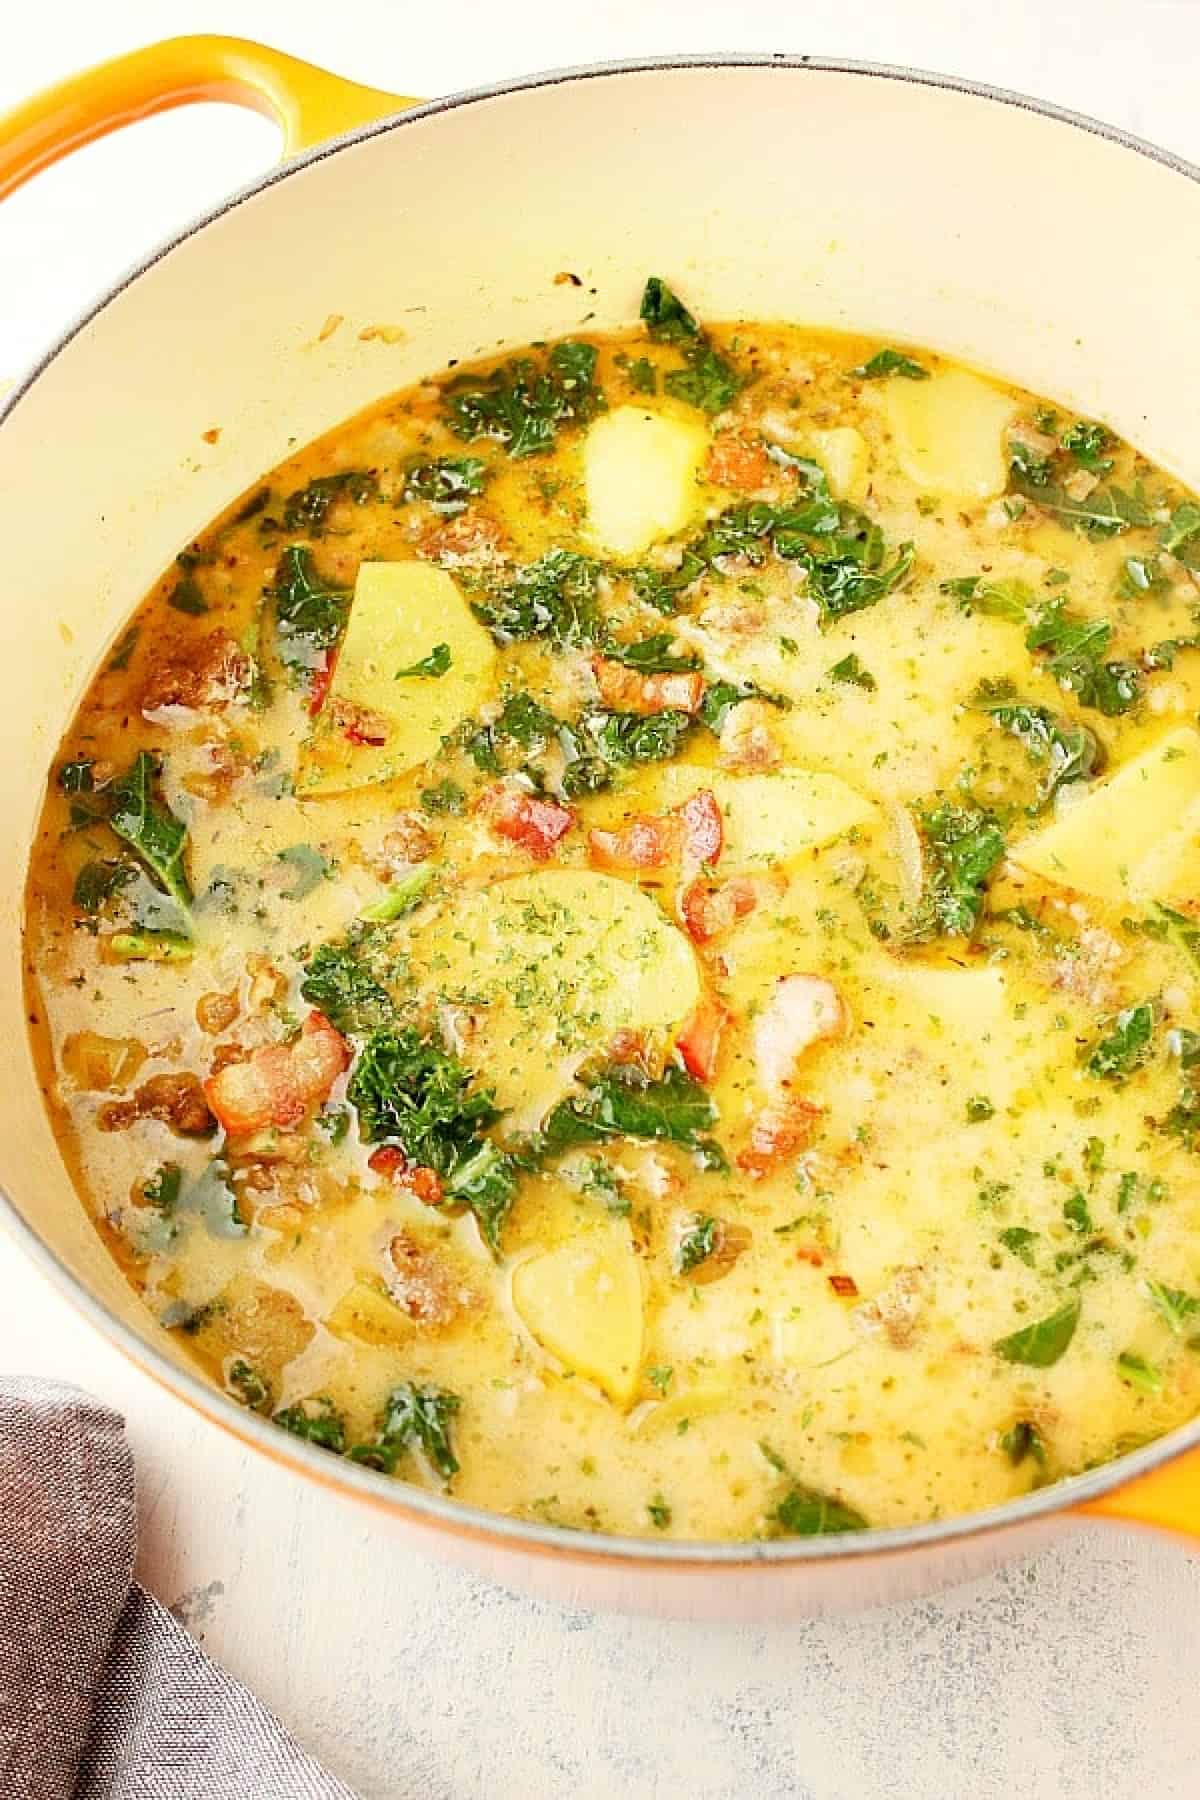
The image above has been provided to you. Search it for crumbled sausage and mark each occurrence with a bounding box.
[141,631,251,714]
[99,1072,215,1136]
[385,1229,477,1327]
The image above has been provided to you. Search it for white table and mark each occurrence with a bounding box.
[5,5,1200,1795]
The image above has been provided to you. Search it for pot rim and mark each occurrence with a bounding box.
[5,49,1200,1566]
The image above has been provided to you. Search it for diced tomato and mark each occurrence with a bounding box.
[593,658,705,717]
[369,1147,445,1207]
[677,789,723,867]
[675,994,731,1082]
[308,652,338,717]
[736,1098,824,1177]
[679,875,760,945]
[588,814,681,870]
[205,1010,351,1138]
[705,434,772,492]
[487,787,576,859]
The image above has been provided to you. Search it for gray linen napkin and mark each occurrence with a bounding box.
[0,1375,356,1800]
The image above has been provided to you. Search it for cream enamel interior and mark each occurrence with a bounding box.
[6,60,1200,1588]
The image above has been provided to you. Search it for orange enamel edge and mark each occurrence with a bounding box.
[0,34,413,201]
[1077,1445,1200,1540]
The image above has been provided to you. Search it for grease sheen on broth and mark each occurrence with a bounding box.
[25,283,1200,1541]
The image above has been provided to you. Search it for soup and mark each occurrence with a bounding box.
[24,281,1200,1540]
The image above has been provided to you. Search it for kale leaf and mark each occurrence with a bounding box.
[474,549,604,649]
[994,1297,1080,1367]
[443,341,603,457]
[300,926,402,1032]
[267,546,352,671]
[108,751,193,916]
[639,277,742,414]
[400,456,488,515]
[273,1396,346,1453]
[915,801,1006,938]
[981,700,1102,805]
[541,1063,725,1167]
[351,1382,461,1480]
[850,348,929,381]
[1024,600,1140,715]
[1085,1001,1156,1083]
[773,1486,869,1535]
[281,470,378,536]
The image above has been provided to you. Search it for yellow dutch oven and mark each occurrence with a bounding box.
[1,37,1198,1617]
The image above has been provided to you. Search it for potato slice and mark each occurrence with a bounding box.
[804,426,868,501]
[403,869,702,1123]
[883,368,1017,499]
[326,1279,411,1350]
[297,561,497,795]
[511,1225,645,1405]
[583,404,708,558]
[655,767,878,867]
[1010,727,1200,901]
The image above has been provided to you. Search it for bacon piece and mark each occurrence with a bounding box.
[736,1098,824,1177]
[680,875,759,945]
[368,1146,446,1207]
[588,814,681,871]
[753,975,846,1093]
[678,789,723,866]
[705,434,772,492]
[589,787,722,874]
[485,786,576,859]
[204,1011,350,1138]
[592,658,705,717]
[675,995,731,1082]
[828,1273,859,1298]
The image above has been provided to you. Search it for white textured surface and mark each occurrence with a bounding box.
[4,4,1200,1795]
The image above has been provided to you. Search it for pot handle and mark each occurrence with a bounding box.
[0,34,414,202]
[1076,1444,1200,1539]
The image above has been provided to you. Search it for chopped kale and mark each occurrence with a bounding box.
[300,926,401,1032]
[168,575,209,615]
[443,341,603,457]
[1000,1421,1046,1467]
[348,1027,518,1249]
[639,277,742,414]
[999,1226,1039,1267]
[699,677,790,733]
[628,553,706,613]
[466,693,559,772]
[914,800,1006,938]
[395,643,452,679]
[1144,1277,1200,1335]
[541,1063,724,1168]
[981,700,1102,805]
[1060,420,1112,474]
[227,1359,272,1412]
[1063,1192,1094,1235]
[108,752,193,917]
[773,1486,869,1535]
[1085,1001,1156,1083]
[281,470,378,536]
[1117,1352,1162,1394]
[1024,601,1140,716]
[994,1297,1080,1367]
[559,708,695,797]
[675,1214,718,1276]
[351,1381,461,1480]
[72,858,135,915]
[273,1396,346,1453]
[850,348,930,381]
[829,653,877,691]
[400,456,488,516]
[267,546,352,672]
[141,1163,182,1214]
[475,549,604,649]
[604,633,701,674]
[419,779,466,815]
[1160,500,1200,566]
[1010,464,1152,540]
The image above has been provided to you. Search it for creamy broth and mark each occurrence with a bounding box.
[24,284,1200,1540]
